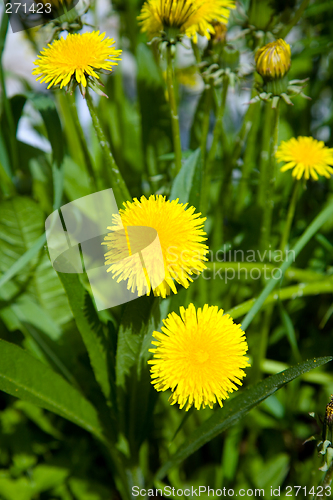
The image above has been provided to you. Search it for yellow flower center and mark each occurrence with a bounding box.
[194,348,209,364]
[292,142,323,167]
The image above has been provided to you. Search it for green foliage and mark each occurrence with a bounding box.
[156,356,332,479]
[0,340,104,439]
[0,0,333,497]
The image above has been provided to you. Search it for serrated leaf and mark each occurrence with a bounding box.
[0,196,44,281]
[0,196,71,327]
[0,159,64,290]
[0,339,104,440]
[155,356,332,479]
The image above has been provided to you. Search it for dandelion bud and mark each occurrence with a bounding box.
[255,39,291,81]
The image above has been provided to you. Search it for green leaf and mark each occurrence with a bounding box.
[116,296,155,389]
[0,196,44,282]
[29,93,64,167]
[115,296,160,452]
[155,356,332,479]
[0,233,45,290]
[0,339,104,440]
[170,148,202,207]
[63,155,91,201]
[58,273,113,405]
[0,158,65,293]
[0,195,71,327]
[28,252,72,327]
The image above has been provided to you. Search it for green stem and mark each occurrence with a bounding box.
[206,76,229,171]
[257,104,273,207]
[68,94,97,191]
[257,101,280,379]
[218,91,257,224]
[85,91,131,205]
[201,78,229,216]
[231,100,256,166]
[200,84,213,164]
[166,44,182,174]
[200,83,213,215]
[280,180,302,252]
[0,14,18,173]
[280,0,310,39]
[235,101,261,215]
[260,102,280,253]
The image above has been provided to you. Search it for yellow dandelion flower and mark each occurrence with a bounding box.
[32,31,122,91]
[138,0,236,43]
[276,136,333,181]
[149,303,249,410]
[255,39,291,80]
[103,195,208,298]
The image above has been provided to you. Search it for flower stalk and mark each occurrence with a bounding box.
[166,44,182,174]
[207,75,229,170]
[201,76,229,216]
[260,101,280,253]
[85,91,131,204]
[201,83,213,164]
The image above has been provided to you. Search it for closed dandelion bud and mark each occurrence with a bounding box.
[255,39,291,96]
[255,39,291,81]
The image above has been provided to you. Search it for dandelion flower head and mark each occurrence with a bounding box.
[276,136,333,181]
[138,0,236,42]
[149,303,249,410]
[255,39,291,80]
[103,195,208,298]
[33,31,122,91]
